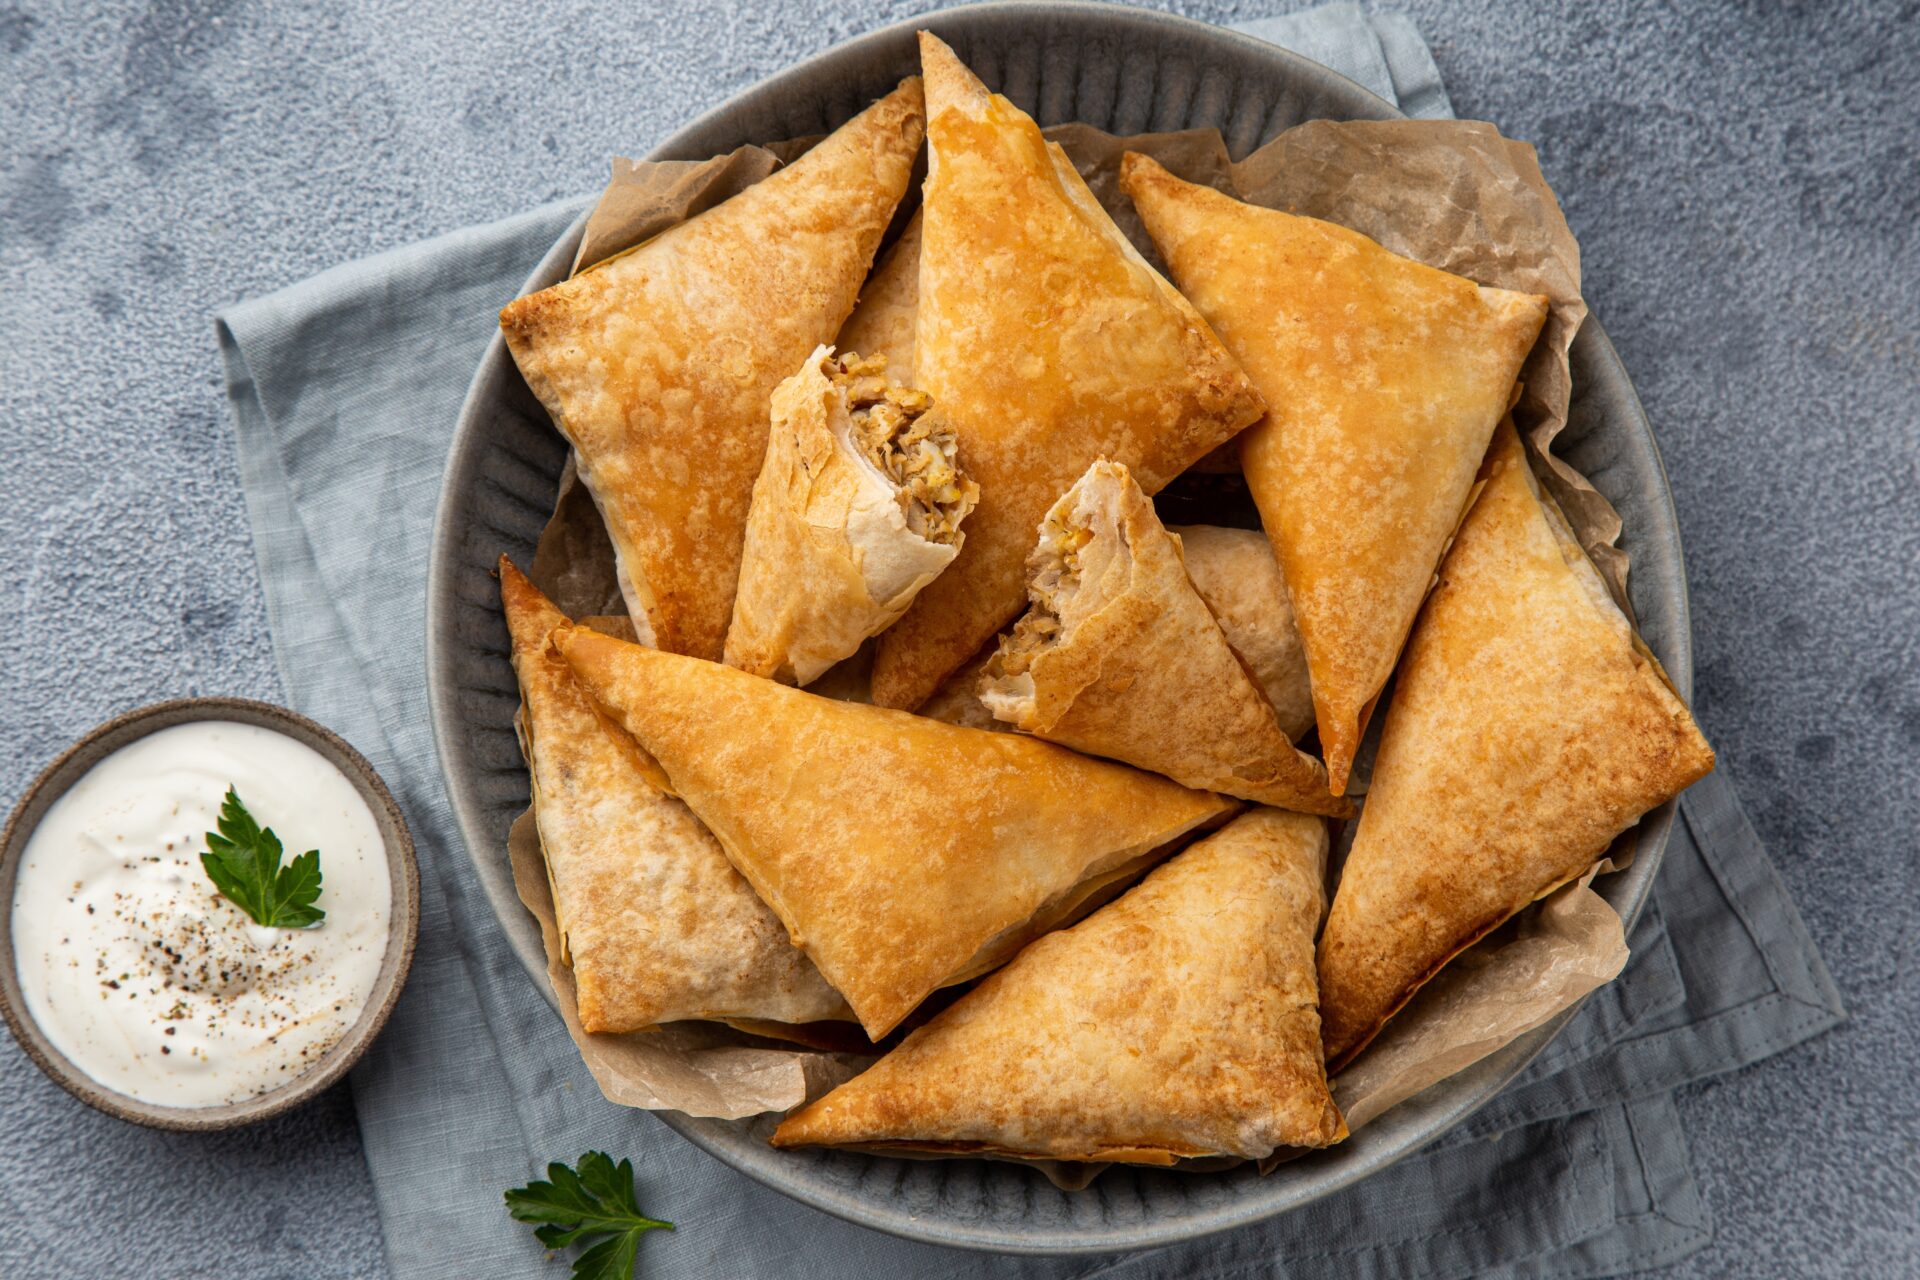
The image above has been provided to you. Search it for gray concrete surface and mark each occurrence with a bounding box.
[1,1,1914,1276]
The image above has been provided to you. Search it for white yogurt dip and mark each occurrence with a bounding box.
[12,720,391,1108]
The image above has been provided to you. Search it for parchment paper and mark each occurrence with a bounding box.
[1330,865,1628,1131]
[502,112,1643,1149]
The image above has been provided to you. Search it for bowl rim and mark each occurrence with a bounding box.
[0,696,421,1132]
[425,0,1691,1253]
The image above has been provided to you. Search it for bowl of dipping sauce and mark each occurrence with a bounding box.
[0,698,419,1130]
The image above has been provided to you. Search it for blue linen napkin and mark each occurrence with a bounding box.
[216,6,1842,1278]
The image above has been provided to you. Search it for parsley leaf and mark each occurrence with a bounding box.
[506,1152,673,1280]
[199,787,326,929]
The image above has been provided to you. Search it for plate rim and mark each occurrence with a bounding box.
[425,0,1691,1254]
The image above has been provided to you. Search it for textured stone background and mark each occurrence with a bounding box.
[1,1,1914,1276]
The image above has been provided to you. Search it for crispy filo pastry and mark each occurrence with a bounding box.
[1169,524,1315,742]
[772,809,1347,1163]
[834,210,921,376]
[914,644,1007,733]
[497,558,852,1034]
[1316,424,1715,1070]
[867,35,1267,710]
[1123,153,1551,794]
[979,462,1348,818]
[919,528,1313,740]
[499,80,925,661]
[554,627,1237,1039]
[724,347,977,686]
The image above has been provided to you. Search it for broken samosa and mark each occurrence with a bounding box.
[500,79,925,660]
[980,462,1348,817]
[919,526,1313,741]
[724,347,977,685]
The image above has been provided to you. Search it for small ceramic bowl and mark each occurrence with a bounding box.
[0,697,420,1130]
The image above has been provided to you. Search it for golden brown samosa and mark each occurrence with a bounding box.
[918,527,1313,740]
[554,627,1236,1039]
[1123,152,1550,794]
[834,210,921,376]
[498,558,851,1034]
[724,347,977,686]
[979,462,1347,817]
[499,80,925,661]
[867,35,1266,710]
[1316,424,1714,1069]
[772,809,1346,1163]
[1170,524,1315,742]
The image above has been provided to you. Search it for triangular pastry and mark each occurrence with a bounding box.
[1123,152,1550,793]
[724,347,976,685]
[1316,424,1714,1069]
[1166,523,1315,743]
[772,809,1347,1163]
[498,558,851,1033]
[555,627,1237,1038]
[500,80,925,660]
[919,526,1314,741]
[867,35,1266,710]
[980,462,1348,817]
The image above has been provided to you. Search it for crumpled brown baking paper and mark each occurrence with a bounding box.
[1330,863,1627,1131]
[502,110,1640,1148]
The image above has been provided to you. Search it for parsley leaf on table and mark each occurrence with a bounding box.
[506,1152,674,1280]
[199,787,326,929]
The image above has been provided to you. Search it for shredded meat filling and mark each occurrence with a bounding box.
[833,352,975,543]
[995,510,1090,676]
[995,609,1059,677]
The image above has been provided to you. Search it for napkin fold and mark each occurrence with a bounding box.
[216,6,1841,1278]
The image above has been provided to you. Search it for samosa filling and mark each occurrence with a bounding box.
[995,509,1091,676]
[835,352,975,544]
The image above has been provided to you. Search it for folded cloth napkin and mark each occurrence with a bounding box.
[216,6,1842,1278]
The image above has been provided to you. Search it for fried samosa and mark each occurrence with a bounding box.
[1169,524,1315,742]
[834,210,921,376]
[498,558,851,1034]
[554,627,1237,1039]
[1316,424,1714,1069]
[979,462,1348,817]
[772,808,1347,1163]
[500,80,925,660]
[1123,152,1550,794]
[867,35,1266,710]
[919,527,1312,740]
[724,347,977,685]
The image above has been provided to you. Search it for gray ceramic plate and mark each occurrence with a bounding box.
[426,0,1690,1254]
[0,698,420,1131]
